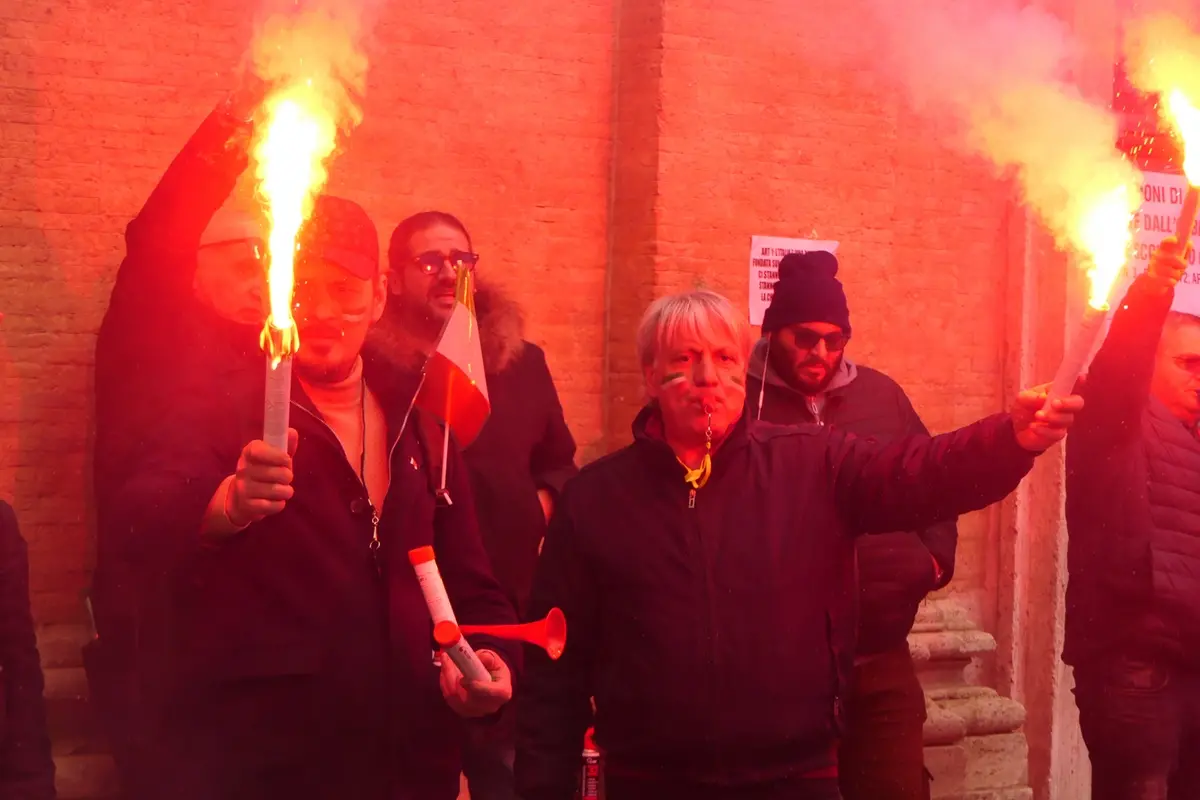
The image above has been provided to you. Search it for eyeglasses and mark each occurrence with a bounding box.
[412,249,480,275]
[791,329,849,352]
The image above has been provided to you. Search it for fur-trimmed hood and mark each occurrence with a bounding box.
[367,278,527,375]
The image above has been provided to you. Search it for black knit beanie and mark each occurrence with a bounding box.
[760,251,851,335]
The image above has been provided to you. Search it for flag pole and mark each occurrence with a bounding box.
[438,422,452,506]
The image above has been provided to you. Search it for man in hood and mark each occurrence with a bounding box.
[746,250,954,799]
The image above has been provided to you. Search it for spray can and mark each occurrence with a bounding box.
[578,727,602,800]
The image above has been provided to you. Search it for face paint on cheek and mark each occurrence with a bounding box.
[728,373,745,387]
[661,372,688,387]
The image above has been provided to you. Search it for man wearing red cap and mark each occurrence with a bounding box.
[103,195,520,800]
[747,250,955,800]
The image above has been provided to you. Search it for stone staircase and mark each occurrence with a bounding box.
[37,624,122,800]
[911,599,1033,800]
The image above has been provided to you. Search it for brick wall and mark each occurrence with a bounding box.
[0,0,1021,645]
[0,0,615,628]
[2,0,1036,795]
[605,0,1016,614]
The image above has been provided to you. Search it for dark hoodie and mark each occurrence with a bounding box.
[745,339,958,658]
[370,284,578,614]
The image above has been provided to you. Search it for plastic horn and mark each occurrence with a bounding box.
[458,607,568,660]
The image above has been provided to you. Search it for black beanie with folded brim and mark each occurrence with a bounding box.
[761,250,851,335]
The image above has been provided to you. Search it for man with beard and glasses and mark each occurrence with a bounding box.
[102,196,519,800]
[746,251,955,800]
[371,211,577,800]
[516,288,1084,800]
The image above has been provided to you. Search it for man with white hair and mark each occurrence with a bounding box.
[515,289,1084,800]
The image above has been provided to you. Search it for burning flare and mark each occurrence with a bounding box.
[249,6,368,364]
[1124,13,1200,181]
[1124,14,1200,251]
[1168,90,1200,185]
[856,0,1141,310]
[1078,186,1137,310]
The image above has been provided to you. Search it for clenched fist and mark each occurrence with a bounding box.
[1149,236,1188,288]
[223,428,299,529]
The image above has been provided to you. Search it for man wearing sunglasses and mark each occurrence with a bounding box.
[747,251,956,800]
[374,211,577,800]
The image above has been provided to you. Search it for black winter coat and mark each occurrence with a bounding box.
[103,349,519,800]
[373,286,578,616]
[92,106,259,645]
[1065,274,1200,666]
[0,502,55,799]
[746,351,958,656]
[515,406,1036,799]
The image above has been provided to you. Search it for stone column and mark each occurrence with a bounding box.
[914,597,1032,800]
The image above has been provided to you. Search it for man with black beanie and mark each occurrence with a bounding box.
[746,250,957,800]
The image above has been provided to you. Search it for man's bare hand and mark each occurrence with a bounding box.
[1149,236,1188,287]
[440,649,513,718]
[1011,386,1084,452]
[225,428,298,527]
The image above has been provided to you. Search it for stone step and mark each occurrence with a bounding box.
[38,623,92,670]
[43,665,102,742]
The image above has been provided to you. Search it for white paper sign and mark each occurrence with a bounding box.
[1110,171,1200,315]
[748,236,840,326]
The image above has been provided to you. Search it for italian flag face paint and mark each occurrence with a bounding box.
[661,371,688,388]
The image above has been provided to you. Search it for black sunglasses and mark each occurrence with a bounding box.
[791,328,849,352]
[412,249,480,275]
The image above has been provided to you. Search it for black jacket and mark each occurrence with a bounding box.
[0,502,55,799]
[373,285,578,615]
[1065,274,1200,666]
[746,346,958,656]
[515,406,1036,798]
[103,348,519,800]
[92,106,259,645]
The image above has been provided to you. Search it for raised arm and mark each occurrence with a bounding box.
[1082,241,1185,440]
[831,388,1080,535]
[515,486,596,800]
[112,82,261,315]
[895,389,959,585]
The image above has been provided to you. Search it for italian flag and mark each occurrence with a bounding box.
[416,265,491,449]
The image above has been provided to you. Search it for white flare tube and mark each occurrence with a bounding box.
[1048,305,1108,403]
[1177,185,1200,250]
[408,546,458,624]
[263,355,292,451]
[434,620,492,683]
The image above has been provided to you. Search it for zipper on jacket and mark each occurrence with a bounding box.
[688,487,696,509]
[808,396,824,426]
[292,392,418,573]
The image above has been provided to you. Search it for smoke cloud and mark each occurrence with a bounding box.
[855,0,1141,268]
